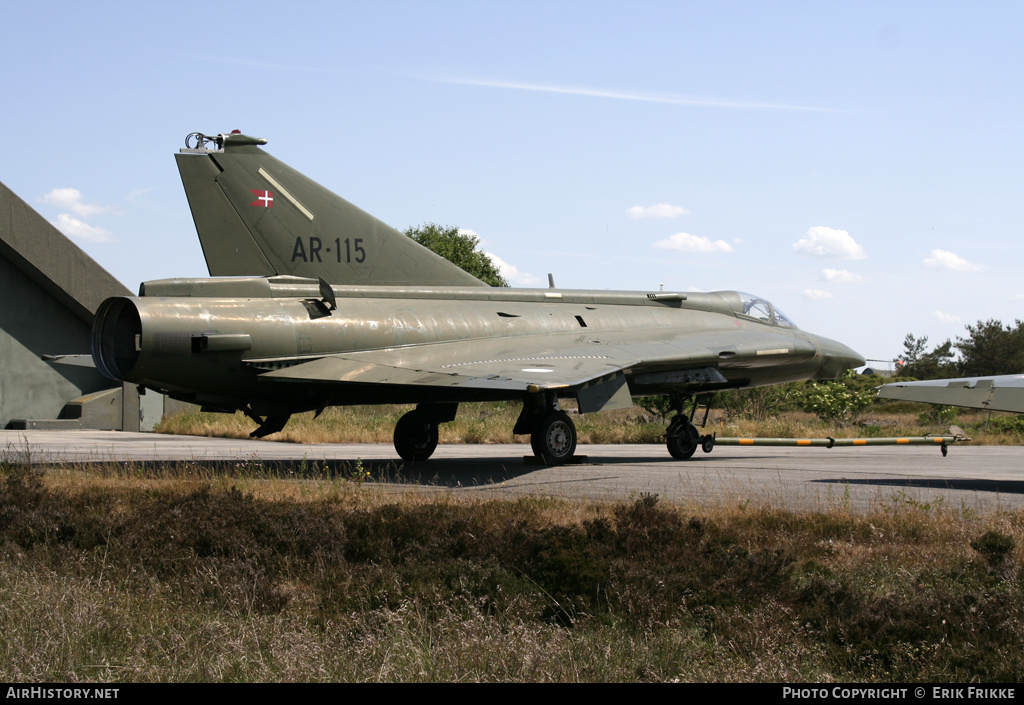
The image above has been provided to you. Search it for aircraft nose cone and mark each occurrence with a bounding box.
[812,335,866,379]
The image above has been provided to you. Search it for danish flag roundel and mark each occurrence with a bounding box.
[249,189,274,207]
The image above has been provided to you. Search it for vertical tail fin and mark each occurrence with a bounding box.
[175,132,487,287]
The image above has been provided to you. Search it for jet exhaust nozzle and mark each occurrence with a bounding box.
[92,297,142,381]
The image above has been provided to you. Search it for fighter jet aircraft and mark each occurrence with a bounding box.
[90,131,865,464]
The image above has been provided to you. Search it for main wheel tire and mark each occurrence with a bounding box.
[393,411,439,462]
[530,411,577,464]
[666,415,699,460]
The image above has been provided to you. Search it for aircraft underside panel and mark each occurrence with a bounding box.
[253,345,639,392]
[250,327,821,404]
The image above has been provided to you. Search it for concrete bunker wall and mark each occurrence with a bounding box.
[0,179,167,431]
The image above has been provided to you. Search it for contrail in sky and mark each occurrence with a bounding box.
[432,75,839,112]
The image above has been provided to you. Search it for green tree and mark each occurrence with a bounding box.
[405,223,509,287]
[955,319,1024,376]
[896,334,956,379]
[898,334,928,368]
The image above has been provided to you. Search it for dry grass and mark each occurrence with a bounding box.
[156,402,669,445]
[2,462,1024,682]
[157,402,1024,447]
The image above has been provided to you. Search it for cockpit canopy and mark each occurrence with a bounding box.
[714,291,798,329]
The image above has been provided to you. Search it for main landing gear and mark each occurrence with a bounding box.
[393,403,458,462]
[393,411,439,462]
[530,410,577,464]
[390,393,714,465]
[393,394,581,465]
[515,392,578,465]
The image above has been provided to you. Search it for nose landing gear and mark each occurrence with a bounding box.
[665,393,715,460]
[666,413,700,459]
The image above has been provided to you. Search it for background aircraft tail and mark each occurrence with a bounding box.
[175,131,487,286]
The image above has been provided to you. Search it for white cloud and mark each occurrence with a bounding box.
[932,310,962,324]
[821,268,863,282]
[41,188,120,243]
[627,203,689,219]
[485,251,543,287]
[52,214,115,243]
[803,289,833,300]
[924,249,984,272]
[792,226,866,260]
[40,188,119,217]
[653,232,734,253]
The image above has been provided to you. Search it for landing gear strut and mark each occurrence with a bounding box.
[393,403,458,462]
[241,406,291,439]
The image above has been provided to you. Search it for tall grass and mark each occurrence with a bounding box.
[156,402,669,445]
[1,462,1022,682]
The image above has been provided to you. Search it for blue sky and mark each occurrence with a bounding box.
[2,0,1022,367]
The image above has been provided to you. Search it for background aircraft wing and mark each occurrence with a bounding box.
[877,374,1024,413]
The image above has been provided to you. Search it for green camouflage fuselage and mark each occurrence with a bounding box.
[94,276,859,419]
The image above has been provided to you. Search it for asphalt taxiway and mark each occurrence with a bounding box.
[2,430,1022,513]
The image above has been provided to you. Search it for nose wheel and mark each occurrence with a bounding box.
[664,392,716,460]
[666,414,700,459]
